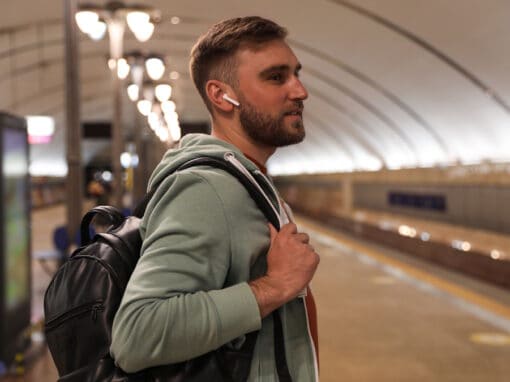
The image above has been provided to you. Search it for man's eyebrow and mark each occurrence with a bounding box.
[259,63,303,76]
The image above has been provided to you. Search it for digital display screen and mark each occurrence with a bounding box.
[2,127,29,310]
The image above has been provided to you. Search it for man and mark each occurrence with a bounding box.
[111,16,319,381]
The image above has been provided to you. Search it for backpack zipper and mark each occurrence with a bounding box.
[45,301,104,331]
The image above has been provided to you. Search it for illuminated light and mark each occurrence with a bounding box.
[88,19,107,40]
[490,250,501,260]
[169,71,180,80]
[171,16,181,25]
[420,232,430,241]
[131,154,139,167]
[136,100,152,116]
[148,112,160,128]
[29,161,67,177]
[164,110,178,121]
[398,225,416,238]
[108,58,116,70]
[101,171,113,182]
[127,84,139,102]
[156,126,169,142]
[117,58,130,79]
[27,115,55,144]
[451,240,471,251]
[119,151,139,168]
[127,11,150,27]
[145,57,165,80]
[75,10,98,34]
[126,11,152,40]
[132,21,154,42]
[169,123,181,141]
[120,152,132,169]
[26,115,55,137]
[155,84,172,102]
[161,100,176,114]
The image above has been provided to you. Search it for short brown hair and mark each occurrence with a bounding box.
[189,16,287,111]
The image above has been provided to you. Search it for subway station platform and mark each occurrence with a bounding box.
[2,205,510,381]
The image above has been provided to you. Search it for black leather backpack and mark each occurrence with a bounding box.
[43,157,292,382]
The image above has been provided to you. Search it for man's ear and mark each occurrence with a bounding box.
[206,80,237,111]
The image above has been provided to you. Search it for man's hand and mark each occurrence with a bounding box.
[249,223,319,318]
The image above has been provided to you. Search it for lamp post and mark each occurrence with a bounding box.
[120,51,182,147]
[75,1,160,208]
[119,50,172,201]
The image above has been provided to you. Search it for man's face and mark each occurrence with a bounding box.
[233,39,308,148]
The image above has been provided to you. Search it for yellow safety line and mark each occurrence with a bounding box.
[298,217,510,321]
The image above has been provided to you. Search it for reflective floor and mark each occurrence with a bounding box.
[1,205,510,381]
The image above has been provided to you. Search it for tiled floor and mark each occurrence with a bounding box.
[2,205,510,381]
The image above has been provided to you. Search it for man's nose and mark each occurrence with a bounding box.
[290,77,308,101]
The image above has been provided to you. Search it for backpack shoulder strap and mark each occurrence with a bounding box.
[80,205,124,245]
[132,156,280,229]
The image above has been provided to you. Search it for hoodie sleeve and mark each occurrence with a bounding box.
[110,171,262,372]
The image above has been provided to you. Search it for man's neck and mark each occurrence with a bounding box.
[211,122,275,166]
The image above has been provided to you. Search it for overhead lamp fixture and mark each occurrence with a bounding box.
[126,11,155,41]
[136,99,152,116]
[156,126,169,142]
[88,19,107,40]
[26,115,55,144]
[117,58,130,79]
[161,100,176,114]
[169,123,181,142]
[75,10,99,34]
[127,83,139,101]
[126,11,150,29]
[155,84,172,102]
[145,57,165,80]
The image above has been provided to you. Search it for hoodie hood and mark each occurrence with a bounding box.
[148,133,262,190]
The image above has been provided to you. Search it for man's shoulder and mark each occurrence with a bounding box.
[149,165,251,207]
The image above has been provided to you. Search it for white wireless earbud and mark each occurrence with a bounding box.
[222,94,240,107]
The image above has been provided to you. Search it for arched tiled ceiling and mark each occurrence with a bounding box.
[1,0,509,176]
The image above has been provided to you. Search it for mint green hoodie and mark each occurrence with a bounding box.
[110,134,318,381]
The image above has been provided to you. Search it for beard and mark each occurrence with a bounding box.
[238,99,305,147]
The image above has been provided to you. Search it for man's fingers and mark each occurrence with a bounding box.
[280,222,298,234]
[295,232,310,244]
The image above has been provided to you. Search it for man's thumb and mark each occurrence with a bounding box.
[268,224,278,243]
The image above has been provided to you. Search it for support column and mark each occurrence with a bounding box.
[133,112,147,203]
[343,175,353,216]
[64,0,82,250]
[111,72,123,207]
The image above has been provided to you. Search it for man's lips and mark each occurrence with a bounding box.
[283,109,303,117]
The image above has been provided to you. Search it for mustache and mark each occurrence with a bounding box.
[284,101,304,114]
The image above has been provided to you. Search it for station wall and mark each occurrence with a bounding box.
[275,164,510,235]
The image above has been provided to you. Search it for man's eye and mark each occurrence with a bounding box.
[268,73,283,82]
